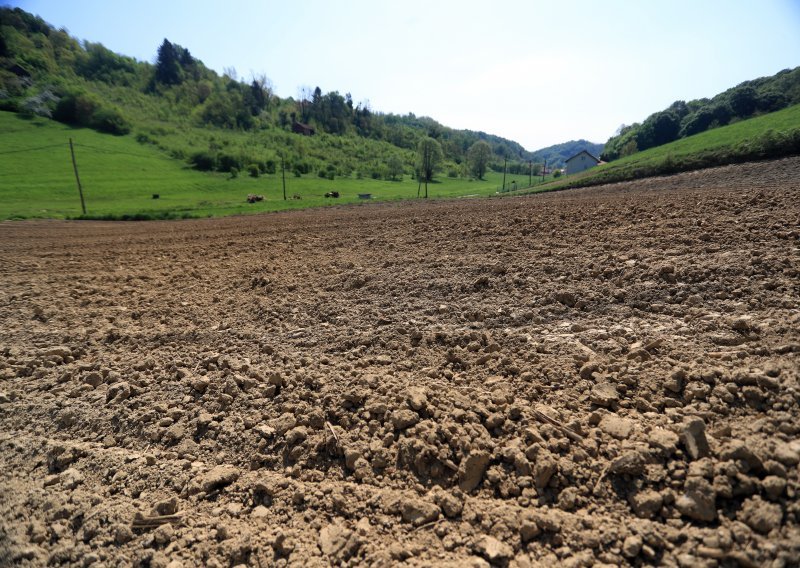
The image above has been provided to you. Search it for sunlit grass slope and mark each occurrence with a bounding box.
[0,112,537,220]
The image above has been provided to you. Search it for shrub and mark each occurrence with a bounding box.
[90,106,131,135]
[295,161,312,174]
[247,163,260,177]
[217,152,241,173]
[53,91,98,126]
[190,150,216,171]
[52,91,130,135]
[229,167,239,179]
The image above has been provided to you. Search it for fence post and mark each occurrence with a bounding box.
[281,156,286,201]
[69,138,87,215]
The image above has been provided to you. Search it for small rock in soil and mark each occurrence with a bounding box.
[390,409,419,430]
[681,417,711,460]
[599,414,635,439]
[590,382,619,407]
[458,450,491,492]
[609,451,646,476]
[474,534,513,563]
[648,428,679,455]
[197,465,239,494]
[401,498,440,526]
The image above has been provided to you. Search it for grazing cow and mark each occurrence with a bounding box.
[324,191,340,198]
[247,194,264,203]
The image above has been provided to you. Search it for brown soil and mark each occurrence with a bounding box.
[1,157,799,568]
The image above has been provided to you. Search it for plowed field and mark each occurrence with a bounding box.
[1,157,799,567]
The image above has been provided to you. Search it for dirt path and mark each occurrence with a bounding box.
[1,157,799,567]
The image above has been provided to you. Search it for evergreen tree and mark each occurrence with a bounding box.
[154,39,181,86]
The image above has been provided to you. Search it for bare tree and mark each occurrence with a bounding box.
[297,85,312,122]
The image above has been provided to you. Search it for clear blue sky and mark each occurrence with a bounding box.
[6,0,800,150]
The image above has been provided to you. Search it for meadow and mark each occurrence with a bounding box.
[0,112,547,220]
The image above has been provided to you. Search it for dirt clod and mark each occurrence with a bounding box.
[197,465,239,494]
[681,417,711,460]
[458,450,491,492]
[474,534,513,563]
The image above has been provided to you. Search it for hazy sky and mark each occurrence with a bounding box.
[6,0,800,150]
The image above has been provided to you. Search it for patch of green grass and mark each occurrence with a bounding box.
[0,112,538,220]
[527,103,800,194]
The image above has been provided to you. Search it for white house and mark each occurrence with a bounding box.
[565,150,601,175]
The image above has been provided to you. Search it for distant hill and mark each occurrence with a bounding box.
[602,66,800,161]
[530,140,604,169]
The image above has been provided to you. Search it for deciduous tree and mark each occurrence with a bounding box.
[416,136,442,183]
[386,154,404,181]
[467,140,492,179]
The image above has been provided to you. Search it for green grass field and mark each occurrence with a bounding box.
[0,112,551,220]
[524,103,800,194]
[5,102,796,220]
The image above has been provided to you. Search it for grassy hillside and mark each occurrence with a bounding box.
[523,103,800,193]
[0,6,539,188]
[0,111,545,220]
[602,67,800,161]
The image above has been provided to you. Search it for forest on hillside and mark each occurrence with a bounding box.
[602,67,800,161]
[1,7,560,182]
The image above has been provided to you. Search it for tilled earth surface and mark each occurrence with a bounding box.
[1,157,799,568]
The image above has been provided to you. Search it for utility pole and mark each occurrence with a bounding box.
[502,158,507,191]
[69,138,86,215]
[529,160,532,187]
[281,156,286,201]
[542,159,547,183]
